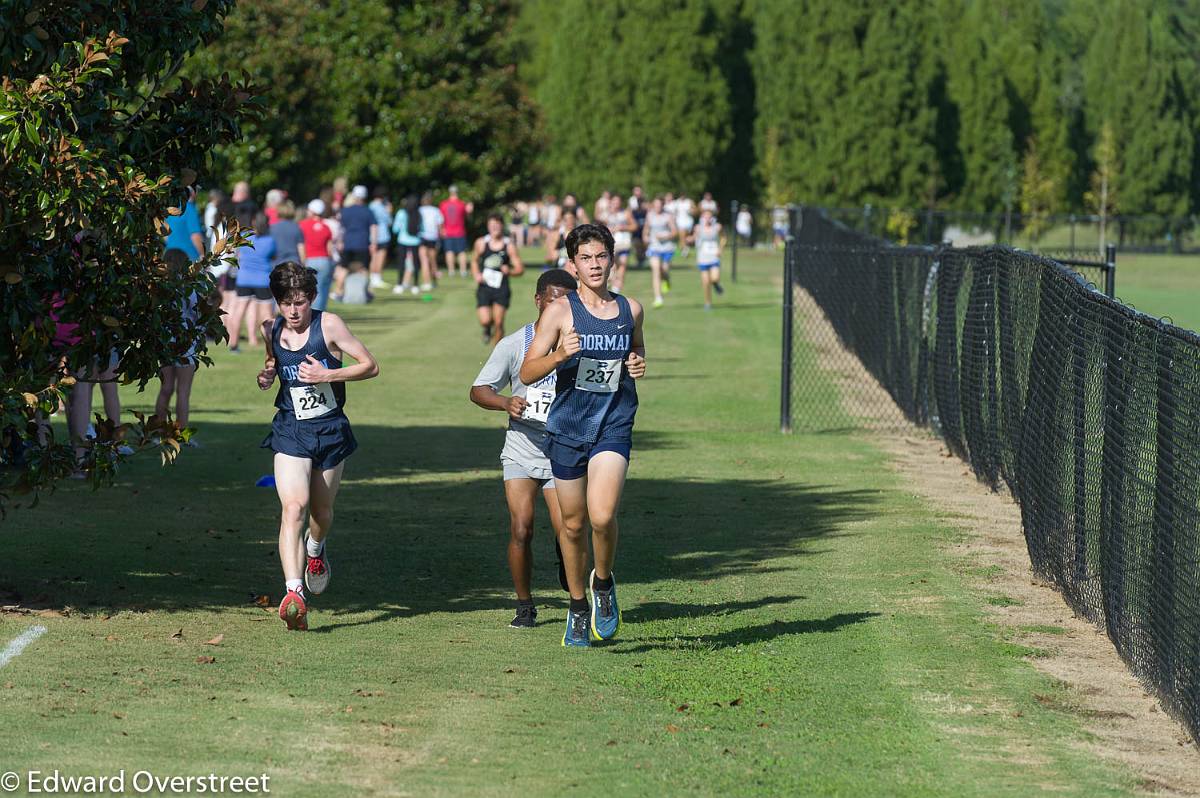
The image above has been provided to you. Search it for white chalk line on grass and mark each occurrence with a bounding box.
[0,625,47,668]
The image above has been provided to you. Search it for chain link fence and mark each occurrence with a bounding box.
[783,206,1200,744]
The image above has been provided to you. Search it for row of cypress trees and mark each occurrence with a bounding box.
[518,0,1200,218]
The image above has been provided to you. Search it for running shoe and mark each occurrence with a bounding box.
[652,297,665,308]
[713,281,724,295]
[661,276,671,294]
[510,604,537,629]
[409,285,420,296]
[563,607,592,648]
[278,590,308,631]
[304,537,331,595]
[589,569,621,641]
[392,285,406,295]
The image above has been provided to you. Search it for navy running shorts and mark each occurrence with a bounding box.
[545,430,632,480]
[442,236,467,254]
[261,411,357,471]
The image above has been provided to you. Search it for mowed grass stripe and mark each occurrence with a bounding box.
[1,250,1137,796]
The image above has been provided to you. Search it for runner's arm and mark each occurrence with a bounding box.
[257,320,277,390]
[470,238,484,283]
[469,344,527,417]
[298,313,380,383]
[519,298,576,385]
[626,299,646,379]
[506,241,525,276]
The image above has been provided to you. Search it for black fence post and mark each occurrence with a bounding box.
[1105,243,1117,298]
[780,205,797,434]
[731,199,739,284]
[1069,214,1077,254]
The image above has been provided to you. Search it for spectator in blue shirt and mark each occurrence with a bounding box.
[227,211,276,353]
[164,188,205,260]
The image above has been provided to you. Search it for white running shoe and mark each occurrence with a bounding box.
[303,536,331,595]
[392,285,406,295]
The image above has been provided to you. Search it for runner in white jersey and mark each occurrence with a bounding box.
[642,196,677,308]
[592,190,611,226]
[470,269,579,627]
[606,195,635,292]
[675,194,695,257]
[690,206,726,310]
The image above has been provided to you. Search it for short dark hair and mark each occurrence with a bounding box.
[487,212,504,224]
[269,260,318,303]
[565,222,613,260]
[536,268,577,295]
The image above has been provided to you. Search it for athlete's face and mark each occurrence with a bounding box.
[279,293,313,328]
[534,284,573,314]
[487,218,503,237]
[571,240,611,288]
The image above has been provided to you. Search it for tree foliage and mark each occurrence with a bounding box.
[185,0,543,209]
[0,0,254,511]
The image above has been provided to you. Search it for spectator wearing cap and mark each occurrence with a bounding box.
[300,199,335,310]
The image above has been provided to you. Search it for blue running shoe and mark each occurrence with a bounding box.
[562,607,592,648]
[589,569,621,641]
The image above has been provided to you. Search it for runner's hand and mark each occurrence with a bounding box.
[559,327,581,360]
[257,365,276,390]
[298,354,330,383]
[506,395,528,419]
[626,352,646,379]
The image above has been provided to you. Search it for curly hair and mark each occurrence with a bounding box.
[268,261,317,303]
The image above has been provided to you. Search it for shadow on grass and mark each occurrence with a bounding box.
[610,612,881,653]
[3,424,879,626]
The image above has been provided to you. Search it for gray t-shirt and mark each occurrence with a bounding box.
[473,323,557,469]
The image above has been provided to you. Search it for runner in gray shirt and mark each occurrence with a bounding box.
[471,269,578,628]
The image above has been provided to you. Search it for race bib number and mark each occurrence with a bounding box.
[575,357,621,393]
[483,268,504,289]
[699,240,720,262]
[523,386,555,424]
[290,383,336,420]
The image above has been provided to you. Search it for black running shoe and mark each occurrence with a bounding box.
[510,604,537,629]
[713,280,724,295]
[554,537,569,592]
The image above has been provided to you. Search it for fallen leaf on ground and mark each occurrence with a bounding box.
[171,629,183,639]
[676,704,690,712]
[105,635,118,642]
[665,724,681,733]
[195,655,215,664]
[204,634,224,646]
[252,595,271,607]
[729,697,744,707]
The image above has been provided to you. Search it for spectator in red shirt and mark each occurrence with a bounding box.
[439,184,473,278]
[300,199,336,310]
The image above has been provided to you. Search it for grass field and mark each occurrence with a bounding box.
[0,247,1149,795]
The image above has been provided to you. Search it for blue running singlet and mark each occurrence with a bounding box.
[546,292,638,446]
[271,310,346,419]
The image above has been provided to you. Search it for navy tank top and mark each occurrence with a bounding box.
[272,310,346,419]
[546,292,638,444]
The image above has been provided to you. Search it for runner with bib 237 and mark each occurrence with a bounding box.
[519,223,647,649]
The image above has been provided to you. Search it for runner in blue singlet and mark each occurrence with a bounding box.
[520,223,647,649]
[257,261,380,632]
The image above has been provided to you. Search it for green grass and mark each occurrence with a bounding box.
[1109,253,1200,333]
[0,248,1140,796]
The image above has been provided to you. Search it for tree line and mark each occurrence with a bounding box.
[189,0,1198,221]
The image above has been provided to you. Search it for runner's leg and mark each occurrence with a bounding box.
[307,460,344,549]
[274,453,312,584]
[585,451,628,580]
[155,367,176,420]
[503,478,540,601]
[553,475,590,600]
[650,255,664,305]
[491,303,507,343]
